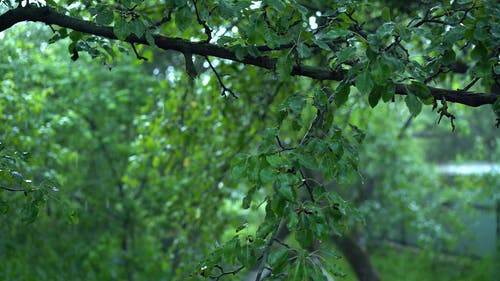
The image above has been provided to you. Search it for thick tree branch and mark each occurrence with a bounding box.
[1,6,498,107]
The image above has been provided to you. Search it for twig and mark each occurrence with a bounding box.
[274,136,296,154]
[397,116,413,139]
[204,56,238,98]
[0,185,25,192]
[424,66,449,84]
[192,0,212,42]
[345,10,367,39]
[209,265,245,280]
[130,43,148,60]
[384,36,401,52]
[255,219,283,281]
[412,4,478,28]
[274,238,292,249]
[151,11,172,28]
[460,77,480,92]
[0,186,36,193]
[299,170,315,202]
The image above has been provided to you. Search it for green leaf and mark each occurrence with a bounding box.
[368,86,382,108]
[313,88,328,108]
[287,211,299,229]
[114,17,131,40]
[381,7,391,21]
[69,210,79,224]
[312,39,331,51]
[382,82,396,102]
[218,0,238,18]
[259,167,277,183]
[405,94,422,117]
[321,29,350,40]
[334,46,357,67]
[376,22,395,38]
[473,26,488,41]
[276,55,294,80]
[175,6,193,31]
[130,20,146,38]
[287,95,306,114]
[334,83,350,106]
[410,81,431,99]
[296,228,314,248]
[290,257,305,281]
[21,203,38,224]
[355,70,374,95]
[95,9,114,25]
[0,199,8,214]
[371,58,391,85]
[277,183,295,201]
[242,186,257,209]
[268,248,289,273]
[297,42,312,58]
[266,155,282,167]
[69,31,82,41]
[296,152,317,170]
[231,153,248,179]
[442,49,456,65]
[396,25,411,41]
[443,26,465,45]
[265,0,286,11]
[233,45,249,61]
[145,31,157,48]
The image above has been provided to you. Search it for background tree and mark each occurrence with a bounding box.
[0,0,498,280]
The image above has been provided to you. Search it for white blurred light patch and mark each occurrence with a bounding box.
[250,1,261,9]
[309,16,318,29]
[437,163,500,175]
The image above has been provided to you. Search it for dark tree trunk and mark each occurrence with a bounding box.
[333,235,381,281]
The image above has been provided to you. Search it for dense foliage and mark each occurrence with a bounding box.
[0,0,498,280]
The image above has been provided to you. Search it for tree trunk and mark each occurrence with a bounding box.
[333,235,381,281]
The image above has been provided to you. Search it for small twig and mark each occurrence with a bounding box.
[0,186,36,193]
[460,77,480,92]
[255,219,283,281]
[274,136,296,153]
[151,11,172,28]
[192,0,212,42]
[130,43,148,61]
[0,185,25,192]
[384,36,401,52]
[204,56,238,98]
[424,66,449,84]
[274,238,292,249]
[397,116,413,139]
[209,265,245,280]
[412,4,478,28]
[299,170,315,202]
[345,10,367,39]
[299,108,325,145]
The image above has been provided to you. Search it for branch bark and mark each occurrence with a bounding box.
[1,6,498,107]
[333,235,381,281]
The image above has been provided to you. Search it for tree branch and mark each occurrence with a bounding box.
[0,6,498,107]
[0,185,25,192]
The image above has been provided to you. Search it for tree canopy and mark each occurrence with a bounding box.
[0,0,499,280]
